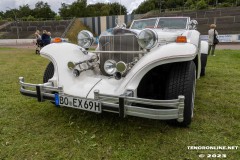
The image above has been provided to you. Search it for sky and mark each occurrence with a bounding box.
[0,0,144,14]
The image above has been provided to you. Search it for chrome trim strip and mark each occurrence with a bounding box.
[19,77,63,93]
[94,90,185,120]
[126,105,179,120]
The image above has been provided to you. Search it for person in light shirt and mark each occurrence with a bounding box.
[208,24,218,56]
[34,30,41,44]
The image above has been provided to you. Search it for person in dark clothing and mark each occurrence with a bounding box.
[41,30,51,46]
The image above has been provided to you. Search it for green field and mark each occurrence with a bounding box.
[0,47,239,159]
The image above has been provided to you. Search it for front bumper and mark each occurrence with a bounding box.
[19,77,185,122]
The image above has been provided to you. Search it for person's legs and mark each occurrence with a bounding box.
[208,45,212,55]
[211,45,216,56]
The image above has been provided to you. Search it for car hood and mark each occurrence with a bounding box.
[130,28,185,43]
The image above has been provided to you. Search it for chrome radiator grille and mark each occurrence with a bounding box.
[99,34,141,63]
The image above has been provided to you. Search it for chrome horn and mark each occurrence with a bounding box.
[67,55,99,77]
[113,60,139,80]
[113,72,122,80]
[67,61,76,70]
[67,55,99,70]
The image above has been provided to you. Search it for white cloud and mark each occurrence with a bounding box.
[0,0,144,14]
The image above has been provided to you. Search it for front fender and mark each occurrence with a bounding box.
[117,43,198,93]
[40,43,101,98]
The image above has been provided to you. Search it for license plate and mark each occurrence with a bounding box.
[55,94,101,113]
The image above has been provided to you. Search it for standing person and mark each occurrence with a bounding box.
[35,30,41,44]
[47,32,52,43]
[41,30,51,46]
[35,30,42,54]
[208,24,218,56]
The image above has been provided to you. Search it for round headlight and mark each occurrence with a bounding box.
[137,29,158,49]
[104,60,116,75]
[77,30,94,48]
[116,61,127,73]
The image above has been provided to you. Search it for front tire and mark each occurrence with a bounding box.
[200,53,208,76]
[43,62,54,83]
[165,61,196,127]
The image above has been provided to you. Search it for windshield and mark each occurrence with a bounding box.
[157,18,188,29]
[130,18,157,30]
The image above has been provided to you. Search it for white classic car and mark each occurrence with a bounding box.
[19,17,208,127]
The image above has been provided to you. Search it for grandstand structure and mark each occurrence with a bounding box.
[144,6,240,35]
[0,19,74,39]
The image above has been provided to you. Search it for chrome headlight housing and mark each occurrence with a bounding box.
[104,60,116,75]
[137,29,158,49]
[77,30,94,48]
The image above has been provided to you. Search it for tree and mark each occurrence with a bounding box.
[185,0,194,7]
[133,0,156,14]
[69,0,87,17]
[196,0,208,9]
[33,1,56,19]
[100,5,111,16]
[3,9,19,20]
[58,1,127,17]
[87,3,106,17]
[109,2,127,15]
[18,5,33,18]
[0,11,4,20]
[59,3,71,18]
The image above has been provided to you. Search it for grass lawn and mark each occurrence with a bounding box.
[0,48,239,159]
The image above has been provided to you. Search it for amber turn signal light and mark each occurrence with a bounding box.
[53,37,62,43]
[176,36,187,43]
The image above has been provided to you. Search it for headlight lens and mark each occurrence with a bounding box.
[104,60,116,75]
[77,30,94,48]
[116,61,127,73]
[137,29,157,49]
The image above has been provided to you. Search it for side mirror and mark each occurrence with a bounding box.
[189,20,198,30]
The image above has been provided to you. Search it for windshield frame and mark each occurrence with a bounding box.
[130,18,158,30]
[130,17,190,30]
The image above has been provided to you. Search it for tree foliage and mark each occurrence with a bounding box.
[0,0,127,20]
[196,0,208,10]
[18,5,33,18]
[59,1,127,18]
[1,1,56,20]
[132,0,238,14]
[33,1,56,19]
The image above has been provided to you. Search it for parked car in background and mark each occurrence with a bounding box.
[19,17,208,127]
